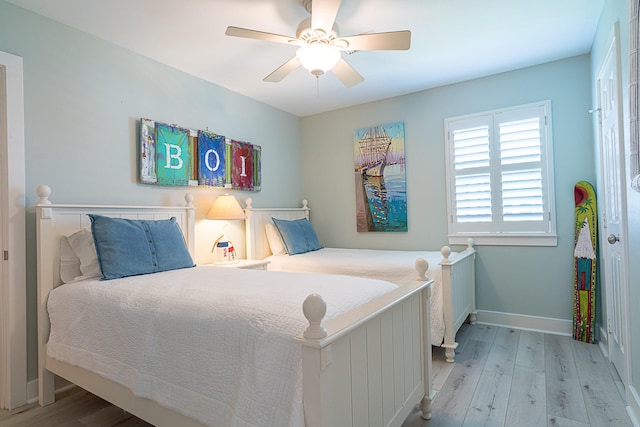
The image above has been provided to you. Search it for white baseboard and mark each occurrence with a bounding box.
[476,310,572,336]
[627,384,640,427]
[27,379,38,404]
[598,324,610,359]
[27,378,75,404]
[629,406,640,427]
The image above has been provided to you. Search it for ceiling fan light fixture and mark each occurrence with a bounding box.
[226,0,410,87]
[296,43,340,76]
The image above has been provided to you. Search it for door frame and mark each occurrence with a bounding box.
[0,50,27,409]
[594,23,631,386]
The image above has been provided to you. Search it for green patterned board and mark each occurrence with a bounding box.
[573,181,597,343]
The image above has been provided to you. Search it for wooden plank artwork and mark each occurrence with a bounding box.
[573,181,597,343]
[140,118,261,191]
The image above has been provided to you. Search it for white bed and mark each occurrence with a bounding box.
[36,185,434,427]
[244,199,477,363]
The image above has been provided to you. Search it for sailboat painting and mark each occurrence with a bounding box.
[353,122,407,232]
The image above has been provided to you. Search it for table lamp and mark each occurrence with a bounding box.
[207,194,245,263]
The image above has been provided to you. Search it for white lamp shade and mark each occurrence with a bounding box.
[207,194,245,220]
[296,43,341,75]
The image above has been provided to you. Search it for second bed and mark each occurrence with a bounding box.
[244,199,477,363]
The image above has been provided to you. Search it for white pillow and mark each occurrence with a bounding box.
[60,237,82,283]
[265,222,287,256]
[64,228,102,281]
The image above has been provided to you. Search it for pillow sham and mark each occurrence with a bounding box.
[59,237,82,283]
[66,228,102,280]
[265,222,287,256]
[271,217,322,255]
[89,215,194,280]
[60,228,102,283]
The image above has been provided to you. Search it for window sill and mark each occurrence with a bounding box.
[448,234,558,247]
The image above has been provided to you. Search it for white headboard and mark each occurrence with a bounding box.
[244,198,310,260]
[35,185,196,290]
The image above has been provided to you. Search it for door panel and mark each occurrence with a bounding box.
[596,28,629,383]
[0,50,27,409]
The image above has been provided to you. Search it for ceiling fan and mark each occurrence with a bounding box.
[225,0,411,88]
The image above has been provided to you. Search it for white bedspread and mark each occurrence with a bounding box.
[266,247,450,344]
[47,266,397,427]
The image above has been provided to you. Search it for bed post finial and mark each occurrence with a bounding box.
[184,193,193,207]
[301,199,309,209]
[467,238,475,249]
[440,246,451,262]
[415,258,429,281]
[245,198,253,209]
[302,293,327,339]
[36,185,52,205]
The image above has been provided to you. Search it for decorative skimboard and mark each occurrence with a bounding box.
[573,181,597,343]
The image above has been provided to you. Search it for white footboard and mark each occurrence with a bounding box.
[439,240,477,363]
[298,281,434,427]
[40,284,433,427]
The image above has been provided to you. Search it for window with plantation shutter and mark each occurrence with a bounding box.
[444,101,557,246]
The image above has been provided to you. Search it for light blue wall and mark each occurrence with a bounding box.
[301,55,595,322]
[0,2,302,208]
[0,1,303,382]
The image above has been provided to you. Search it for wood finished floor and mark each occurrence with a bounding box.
[0,323,632,426]
[403,323,633,427]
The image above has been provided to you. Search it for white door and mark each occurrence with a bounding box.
[595,27,630,383]
[0,51,27,409]
[0,62,4,407]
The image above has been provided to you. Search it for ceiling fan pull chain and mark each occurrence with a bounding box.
[316,76,320,99]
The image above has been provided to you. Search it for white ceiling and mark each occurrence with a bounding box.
[7,0,605,117]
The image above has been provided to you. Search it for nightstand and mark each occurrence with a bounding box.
[212,259,270,271]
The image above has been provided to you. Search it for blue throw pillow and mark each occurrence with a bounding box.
[89,214,194,280]
[272,217,323,255]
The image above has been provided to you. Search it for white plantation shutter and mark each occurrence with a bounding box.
[452,123,492,223]
[501,169,543,221]
[455,173,491,222]
[445,101,556,246]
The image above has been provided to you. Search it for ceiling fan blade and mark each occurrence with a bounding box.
[311,0,342,34]
[225,26,297,45]
[263,57,301,82]
[331,58,364,88]
[340,31,411,51]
